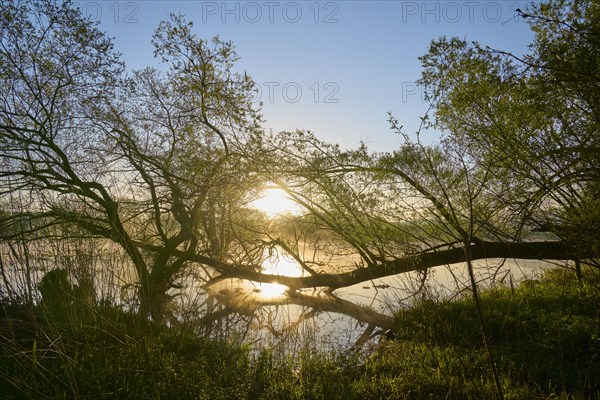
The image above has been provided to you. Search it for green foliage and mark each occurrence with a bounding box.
[0,301,252,399]
[1,0,599,397]
[356,343,501,399]
[416,0,600,255]
[0,0,270,322]
[392,267,600,398]
[248,268,598,399]
[250,347,361,400]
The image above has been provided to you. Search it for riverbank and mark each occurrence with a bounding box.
[1,267,598,399]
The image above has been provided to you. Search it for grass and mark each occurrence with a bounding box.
[382,267,600,399]
[0,302,251,399]
[1,267,598,399]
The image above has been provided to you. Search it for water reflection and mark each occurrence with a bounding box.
[202,248,556,351]
[201,246,398,351]
[0,240,559,353]
[255,249,305,298]
[206,247,307,301]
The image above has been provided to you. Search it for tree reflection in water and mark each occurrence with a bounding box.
[174,245,397,352]
[170,248,551,353]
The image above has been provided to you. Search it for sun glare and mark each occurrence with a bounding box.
[258,283,289,298]
[250,187,302,218]
[257,249,304,298]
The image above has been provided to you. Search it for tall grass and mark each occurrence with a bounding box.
[0,300,252,399]
[388,267,600,398]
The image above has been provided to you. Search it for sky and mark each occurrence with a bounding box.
[78,0,540,152]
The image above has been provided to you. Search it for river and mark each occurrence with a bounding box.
[199,247,558,352]
[0,241,560,353]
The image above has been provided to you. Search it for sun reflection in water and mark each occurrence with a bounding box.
[257,249,304,298]
[257,282,289,298]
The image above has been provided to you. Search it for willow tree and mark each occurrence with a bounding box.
[0,0,266,321]
[2,0,597,327]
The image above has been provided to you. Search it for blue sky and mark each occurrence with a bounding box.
[79,1,539,151]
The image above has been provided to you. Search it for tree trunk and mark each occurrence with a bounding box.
[185,240,580,291]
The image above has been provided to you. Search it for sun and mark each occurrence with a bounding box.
[250,187,302,218]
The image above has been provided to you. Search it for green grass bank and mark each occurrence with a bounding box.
[1,267,598,399]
